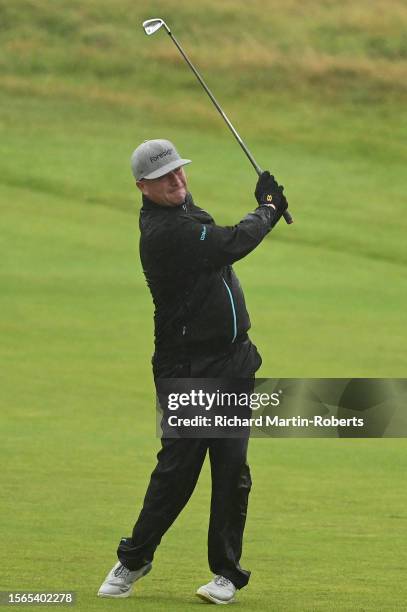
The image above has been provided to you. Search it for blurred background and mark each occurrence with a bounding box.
[1,1,406,610]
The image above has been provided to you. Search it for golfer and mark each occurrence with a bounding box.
[98,139,288,604]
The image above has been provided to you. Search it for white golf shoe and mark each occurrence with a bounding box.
[97,560,152,598]
[196,575,237,604]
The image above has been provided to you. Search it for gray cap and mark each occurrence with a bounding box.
[131,139,191,180]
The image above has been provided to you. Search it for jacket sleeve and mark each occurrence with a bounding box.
[173,205,278,269]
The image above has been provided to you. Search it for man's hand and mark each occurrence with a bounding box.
[254,171,288,215]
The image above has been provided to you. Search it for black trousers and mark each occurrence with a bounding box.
[117,338,262,589]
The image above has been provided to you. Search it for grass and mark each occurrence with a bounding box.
[1,1,406,610]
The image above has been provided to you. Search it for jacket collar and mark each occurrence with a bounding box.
[141,192,194,212]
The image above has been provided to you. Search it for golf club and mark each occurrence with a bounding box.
[142,18,293,225]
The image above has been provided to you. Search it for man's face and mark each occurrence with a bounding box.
[136,167,188,207]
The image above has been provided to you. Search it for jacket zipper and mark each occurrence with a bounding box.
[182,201,187,337]
[222,277,237,343]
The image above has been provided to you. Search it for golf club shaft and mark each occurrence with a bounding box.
[167,30,293,225]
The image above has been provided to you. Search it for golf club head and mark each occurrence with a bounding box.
[143,18,165,36]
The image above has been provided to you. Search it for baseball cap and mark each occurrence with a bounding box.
[131,139,191,180]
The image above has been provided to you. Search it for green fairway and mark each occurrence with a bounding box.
[1,1,406,610]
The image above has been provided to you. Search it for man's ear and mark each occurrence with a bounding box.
[136,180,145,194]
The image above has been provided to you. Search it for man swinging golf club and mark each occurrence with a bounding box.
[97,139,288,604]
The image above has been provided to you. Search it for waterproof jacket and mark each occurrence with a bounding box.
[139,192,278,357]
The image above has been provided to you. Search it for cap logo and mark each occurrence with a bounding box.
[150,148,173,163]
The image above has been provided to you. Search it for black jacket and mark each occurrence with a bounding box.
[139,192,278,357]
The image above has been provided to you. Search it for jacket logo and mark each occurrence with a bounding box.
[150,148,173,163]
[200,226,207,241]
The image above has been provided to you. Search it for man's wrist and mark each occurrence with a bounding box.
[256,203,284,229]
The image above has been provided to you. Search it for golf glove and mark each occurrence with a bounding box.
[255,171,288,218]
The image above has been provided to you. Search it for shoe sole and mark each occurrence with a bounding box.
[97,563,152,598]
[196,587,235,605]
[98,590,133,599]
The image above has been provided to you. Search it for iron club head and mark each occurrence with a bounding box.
[142,18,169,36]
